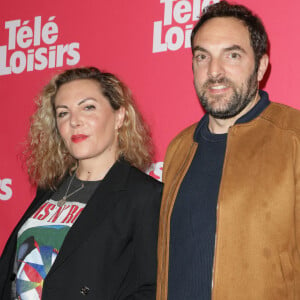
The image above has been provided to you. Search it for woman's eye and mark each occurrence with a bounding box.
[57,111,68,118]
[84,105,96,111]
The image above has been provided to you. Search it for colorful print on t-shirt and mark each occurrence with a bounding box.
[15,199,86,300]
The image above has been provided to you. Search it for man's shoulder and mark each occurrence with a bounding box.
[163,123,198,178]
[261,102,300,134]
[168,123,198,150]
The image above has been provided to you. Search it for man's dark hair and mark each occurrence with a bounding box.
[191,1,268,70]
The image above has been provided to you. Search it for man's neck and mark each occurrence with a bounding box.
[208,92,260,134]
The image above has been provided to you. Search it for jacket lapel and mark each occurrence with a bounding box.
[48,159,131,273]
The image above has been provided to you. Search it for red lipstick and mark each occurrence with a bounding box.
[71,134,88,143]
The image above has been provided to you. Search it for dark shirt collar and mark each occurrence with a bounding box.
[194,90,271,142]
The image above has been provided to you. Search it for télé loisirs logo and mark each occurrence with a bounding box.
[0,16,80,75]
[153,0,220,53]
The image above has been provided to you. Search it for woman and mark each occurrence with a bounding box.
[0,67,162,300]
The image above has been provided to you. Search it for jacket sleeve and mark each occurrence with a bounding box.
[294,135,300,298]
[0,187,49,299]
[125,181,162,300]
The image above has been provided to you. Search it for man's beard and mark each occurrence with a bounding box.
[194,71,258,119]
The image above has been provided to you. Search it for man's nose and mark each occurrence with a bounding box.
[207,57,225,79]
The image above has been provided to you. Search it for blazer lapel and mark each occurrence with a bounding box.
[48,160,131,273]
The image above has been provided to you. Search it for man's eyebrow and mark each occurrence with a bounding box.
[224,45,247,53]
[192,46,209,54]
[192,44,247,54]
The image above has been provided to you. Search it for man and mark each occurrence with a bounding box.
[157,1,300,299]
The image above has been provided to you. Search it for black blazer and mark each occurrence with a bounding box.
[0,160,162,299]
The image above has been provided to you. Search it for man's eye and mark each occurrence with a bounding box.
[195,54,207,61]
[229,52,241,59]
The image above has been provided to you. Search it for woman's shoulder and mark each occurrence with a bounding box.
[126,163,162,189]
[115,160,162,201]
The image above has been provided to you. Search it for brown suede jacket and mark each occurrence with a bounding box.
[157,102,300,300]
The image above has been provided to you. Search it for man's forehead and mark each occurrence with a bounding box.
[193,17,251,48]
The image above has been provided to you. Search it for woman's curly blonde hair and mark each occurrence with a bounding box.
[25,67,153,189]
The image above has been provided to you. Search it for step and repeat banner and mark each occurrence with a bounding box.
[1,0,300,253]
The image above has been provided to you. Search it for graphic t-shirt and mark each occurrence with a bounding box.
[12,175,100,300]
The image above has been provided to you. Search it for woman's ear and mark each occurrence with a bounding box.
[115,106,125,130]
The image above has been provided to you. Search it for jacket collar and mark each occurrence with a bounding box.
[236,90,270,124]
[194,90,271,142]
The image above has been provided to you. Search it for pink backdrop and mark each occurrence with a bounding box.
[1,0,300,253]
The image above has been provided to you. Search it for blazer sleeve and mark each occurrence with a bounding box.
[126,180,162,300]
[0,187,50,299]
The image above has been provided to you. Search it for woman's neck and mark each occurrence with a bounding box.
[76,157,117,181]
